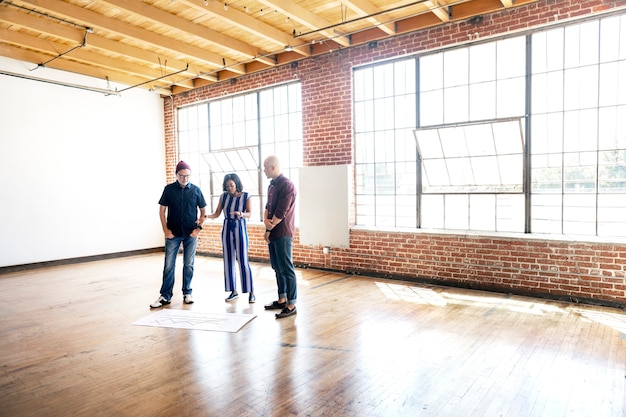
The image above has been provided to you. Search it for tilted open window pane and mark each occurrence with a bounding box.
[415,118,525,193]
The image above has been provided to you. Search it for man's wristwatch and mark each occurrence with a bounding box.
[197,225,203,230]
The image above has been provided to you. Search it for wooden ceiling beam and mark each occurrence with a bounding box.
[0,43,163,91]
[341,0,397,36]
[257,0,352,47]
[424,1,452,22]
[0,7,215,84]
[0,27,195,89]
[100,0,274,65]
[181,0,311,57]
[16,0,242,72]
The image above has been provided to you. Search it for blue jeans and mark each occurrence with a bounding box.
[269,236,297,305]
[160,235,198,300]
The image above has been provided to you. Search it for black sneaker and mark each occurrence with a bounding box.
[225,292,239,302]
[264,300,286,310]
[249,293,256,303]
[275,306,297,319]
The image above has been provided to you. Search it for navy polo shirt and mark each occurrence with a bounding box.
[159,181,207,237]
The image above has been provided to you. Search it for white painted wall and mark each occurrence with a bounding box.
[0,57,166,267]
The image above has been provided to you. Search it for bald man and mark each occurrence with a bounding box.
[262,156,298,318]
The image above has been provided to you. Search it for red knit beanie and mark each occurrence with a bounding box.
[176,160,191,173]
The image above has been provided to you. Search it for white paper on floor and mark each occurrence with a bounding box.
[133,309,256,333]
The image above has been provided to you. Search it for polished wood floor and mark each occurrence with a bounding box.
[1,253,625,417]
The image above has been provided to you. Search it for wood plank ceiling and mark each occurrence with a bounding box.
[0,0,536,95]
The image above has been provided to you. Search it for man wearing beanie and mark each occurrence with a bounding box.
[150,160,207,308]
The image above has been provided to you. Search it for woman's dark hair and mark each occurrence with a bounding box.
[222,173,243,192]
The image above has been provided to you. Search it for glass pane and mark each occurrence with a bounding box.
[599,62,619,107]
[395,59,416,95]
[375,163,395,195]
[444,48,469,87]
[598,150,626,192]
[470,43,496,83]
[579,21,600,66]
[497,194,525,232]
[421,194,444,228]
[420,90,443,126]
[563,194,596,235]
[420,53,443,91]
[598,194,626,236]
[564,25,582,68]
[470,194,495,231]
[465,124,496,156]
[414,129,443,158]
[600,16,621,62]
[355,163,376,194]
[374,97,395,130]
[178,130,189,153]
[472,156,499,185]
[396,161,417,194]
[497,77,526,118]
[531,72,548,113]
[198,127,209,153]
[532,31,548,74]
[445,194,469,229]
[448,159,474,186]
[563,110,598,152]
[422,159,450,188]
[375,195,395,226]
[374,64,394,99]
[469,82,496,120]
[354,67,373,101]
[396,129,417,162]
[598,107,619,150]
[395,94,417,129]
[259,89,273,117]
[355,132,375,164]
[617,61,626,105]
[443,85,469,123]
[579,66,599,108]
[498,154,523,187]
[546,28,565,72]
[546,71,564,112]
[440,127,468,157]
[374,130,395,163]
[354,101,370,132]
[498,36,526,78]
[531,194,563,233]
[493,120,524,154]
[532,164,563,193]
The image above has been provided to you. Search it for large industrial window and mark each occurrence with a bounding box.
[415,118,525,232]
[354,13,626,239]
[531,17,626,236]
[354,59,418,228]
[177,83,302,222]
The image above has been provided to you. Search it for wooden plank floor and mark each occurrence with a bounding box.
[1,253,625,417]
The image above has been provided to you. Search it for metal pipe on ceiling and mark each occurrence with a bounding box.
[0,69,121,96]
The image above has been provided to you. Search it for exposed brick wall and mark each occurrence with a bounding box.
[166,0,626,307]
